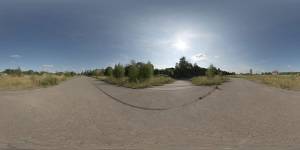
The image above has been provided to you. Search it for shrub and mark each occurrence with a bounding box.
[206,64,218,78]
[113,64,125,78]
[128,65,139,82]
[39,75,58,86]
[64,71,76,77]
[138,62,154,80]
[104,75,174,89]
[104,67,113,76]
[192,76,229,86]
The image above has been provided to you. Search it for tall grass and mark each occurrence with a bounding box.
[0,74,68,90]
[243,75,300,91]
[191,75,229,86]
[103,75,174,89]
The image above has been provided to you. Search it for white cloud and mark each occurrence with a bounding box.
[191,53,207,63]
[288,65,292,68]
[9,54,22,58]
[42,64,54,68]
[214,55,220,59]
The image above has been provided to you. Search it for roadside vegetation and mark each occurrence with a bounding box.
[92,57,232,88]
[0,68,76,90]
[191,65,230,86]
[241,75,300,91]
[101,61,174,89]
[154,57,235,78]
[155,57,232,86]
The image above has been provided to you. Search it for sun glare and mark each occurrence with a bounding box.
[173,39,189,51]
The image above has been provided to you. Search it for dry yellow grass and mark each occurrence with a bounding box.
[243,75,300,91]
[0,74,68,90]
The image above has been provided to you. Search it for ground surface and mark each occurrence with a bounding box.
[1,76,300,150]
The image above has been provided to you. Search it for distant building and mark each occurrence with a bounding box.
[250,69,253,75]
[272,70,279,75]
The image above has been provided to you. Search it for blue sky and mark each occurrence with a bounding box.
[0,0,300,73]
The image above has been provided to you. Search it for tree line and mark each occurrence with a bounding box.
[1,67,76,77]
[82,57,235,80]
[154,57,235,78]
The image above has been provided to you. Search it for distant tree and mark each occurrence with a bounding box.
[174,57,193,78]
[64,71,76,77]
[113,64,125,78]
[4,67,22,76]
[154,68,175,77]
[24,70,34,75]
[206,64,218,78]
[192,63,206,77]
[104,67,113,76]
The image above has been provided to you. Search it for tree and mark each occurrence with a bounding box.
[206,64,218,78]
[128,64,139,82]
[138,62,154,80]
[192,63,206,76]
[104,67,113,76]
[174,57,193,78]
[113,64,125,78]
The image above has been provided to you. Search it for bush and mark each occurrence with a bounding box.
[206,64,218,78]
[113,64,125,78]
[64,71,76,77]
[192,76,229,86]
[128,65,139,82]
[104,67,113,76]
[104,75,174,89]
[138,62,154,80]
[40,75,59,86]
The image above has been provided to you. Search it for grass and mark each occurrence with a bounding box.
[0,74,69,90]
[103,75,175,89]
[191,75,229,86]
[241,75,300,91]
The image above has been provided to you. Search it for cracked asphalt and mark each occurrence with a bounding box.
[1,76,300,150]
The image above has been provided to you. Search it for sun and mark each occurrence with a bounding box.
[173,39,189,51]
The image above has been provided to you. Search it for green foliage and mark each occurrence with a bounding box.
[63,71,76,77]
[40,75,59,86]
[206,64,218,78]
[3,67,22,76]
[107,61,154,82]
[157,57,234,79]
[104,75,174,89]
[104,67,113,76]
[154,68,175,77]
[192,76,229,86]
[174,57,194,78]
[113,64,125,78]
[128,65,139,82]
[82,69,103,77]
[138,62,154,80]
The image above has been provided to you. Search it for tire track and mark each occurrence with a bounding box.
[91,80,219,111]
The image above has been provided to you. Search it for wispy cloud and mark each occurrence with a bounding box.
[42,64,54,68]
[9,54,22,58]
[191,53,207,63]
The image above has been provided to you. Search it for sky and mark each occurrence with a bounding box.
[0,0,300,73]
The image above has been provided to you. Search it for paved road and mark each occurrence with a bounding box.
[0,77,300,150]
